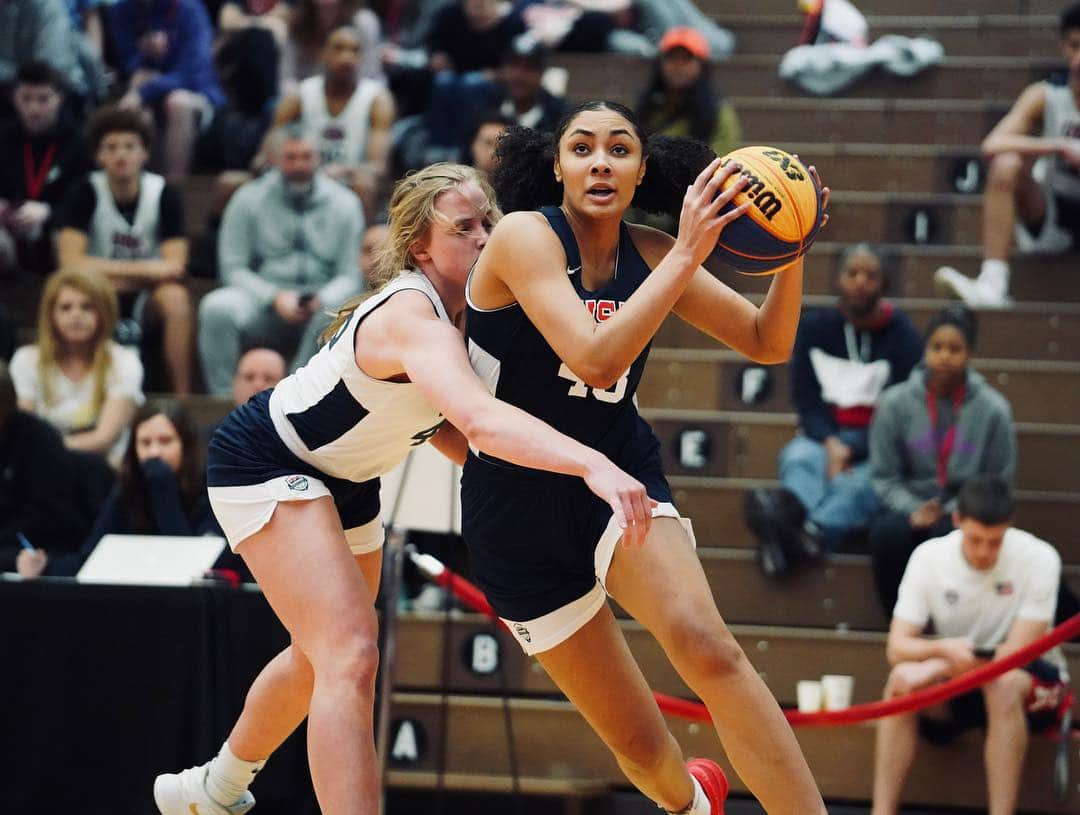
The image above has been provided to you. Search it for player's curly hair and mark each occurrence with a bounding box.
[491,100,716,216]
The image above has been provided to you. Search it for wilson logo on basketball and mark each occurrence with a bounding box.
[737,171,783,222]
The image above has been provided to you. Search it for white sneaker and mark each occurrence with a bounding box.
[934,266,1012,309]
[154,764,255,815]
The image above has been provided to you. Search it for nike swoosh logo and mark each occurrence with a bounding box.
[567,266,581,276]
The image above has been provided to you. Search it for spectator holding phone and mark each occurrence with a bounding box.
[197,125,364,396]
[867,305,1016,615]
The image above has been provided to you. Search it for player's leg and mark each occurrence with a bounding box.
[982,669,1032,815]
[534,602,719,813]
[870,659,948,815]
[224,546,383,761]
[605,517,826,814]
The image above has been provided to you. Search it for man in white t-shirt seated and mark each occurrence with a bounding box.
[871,475,1069,815]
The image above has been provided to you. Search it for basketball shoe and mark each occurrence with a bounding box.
[154,764,255,815]
[687,758,729,814]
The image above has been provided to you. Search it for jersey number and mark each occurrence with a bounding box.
[558,362,628,404]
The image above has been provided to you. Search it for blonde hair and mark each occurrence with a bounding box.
[321,163,500,343]
[36,268,118,415]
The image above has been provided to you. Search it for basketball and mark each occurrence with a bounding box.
[711,146,823,275]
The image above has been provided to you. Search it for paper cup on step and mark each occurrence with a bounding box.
[821,674,854,710]
[796,680,823,713]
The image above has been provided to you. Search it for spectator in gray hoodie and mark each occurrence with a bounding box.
[868,305,1016,615]
[197,125,365,395]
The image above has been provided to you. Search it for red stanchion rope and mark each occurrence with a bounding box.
[409,551,1079,728]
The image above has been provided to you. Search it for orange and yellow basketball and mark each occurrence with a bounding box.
[711,146,823,275]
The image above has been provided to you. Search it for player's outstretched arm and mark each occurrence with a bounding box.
[369,292,656,544]
[475,158,748,390]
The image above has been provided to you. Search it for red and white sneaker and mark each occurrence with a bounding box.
[687,758,729,815]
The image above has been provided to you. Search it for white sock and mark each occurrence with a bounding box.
[665,777,710,815]
[205,741,265,806]
[978,258,1009,291]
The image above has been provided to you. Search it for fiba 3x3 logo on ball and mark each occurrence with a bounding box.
[711,145,824,275]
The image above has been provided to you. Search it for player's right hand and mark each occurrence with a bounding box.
[673,157,752,271]
[583,460,657,549]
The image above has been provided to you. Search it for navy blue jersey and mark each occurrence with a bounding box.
[466,206,660,477]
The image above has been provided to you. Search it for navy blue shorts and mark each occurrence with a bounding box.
[461,449,674,624]
[207,391,381,547]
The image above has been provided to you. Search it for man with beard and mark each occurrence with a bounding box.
[197,125,363,396]
[744,244,923,576]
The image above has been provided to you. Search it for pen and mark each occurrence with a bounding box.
[15,532,35,551]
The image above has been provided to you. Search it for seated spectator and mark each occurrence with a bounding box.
[0,0,89,111]
[16,399,223,578]
[868,306,1017,615]
[935,3,1080,309]
[266,25,396,219]
[494,37,566,131]
[57,106,193,394]
[636,26,741,160]
[427,0,524,76]
[282,0,385,94]
[358,220,390,289]
[744,245,923,576]
[425,37,565,163]
[871,475,1069,815]
[215,1,288,95]
[0,62,94,277]
[0,359,95,574]
[466,112,513,182]
[201,0,289,171]
[198,125,364,395]
[9,268,144,467]
[107,0,225,183]
[232,345,286,406]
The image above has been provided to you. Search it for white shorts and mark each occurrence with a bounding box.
[498,503,696,656]
[208,475,385,555]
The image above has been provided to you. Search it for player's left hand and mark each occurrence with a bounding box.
[582,458,657,549]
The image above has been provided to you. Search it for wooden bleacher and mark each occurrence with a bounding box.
[382,5,1080,812]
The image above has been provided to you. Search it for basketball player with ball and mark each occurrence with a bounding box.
[461,100,828,814]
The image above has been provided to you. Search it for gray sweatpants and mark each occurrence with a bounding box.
[198,286,331,396]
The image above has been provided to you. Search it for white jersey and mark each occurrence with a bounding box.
[88,171,164,260]
[894,528,1067,679]
[299,75,382,167]
[267,271,448,483]
[1040,82,1080,200]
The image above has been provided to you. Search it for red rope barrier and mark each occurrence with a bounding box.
[408,551,1078,728]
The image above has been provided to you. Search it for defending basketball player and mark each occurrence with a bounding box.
[461,100,829,814]
[152,164,656,815]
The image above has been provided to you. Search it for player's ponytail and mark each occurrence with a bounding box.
[491,125,561,213]
[633,133,715,217]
